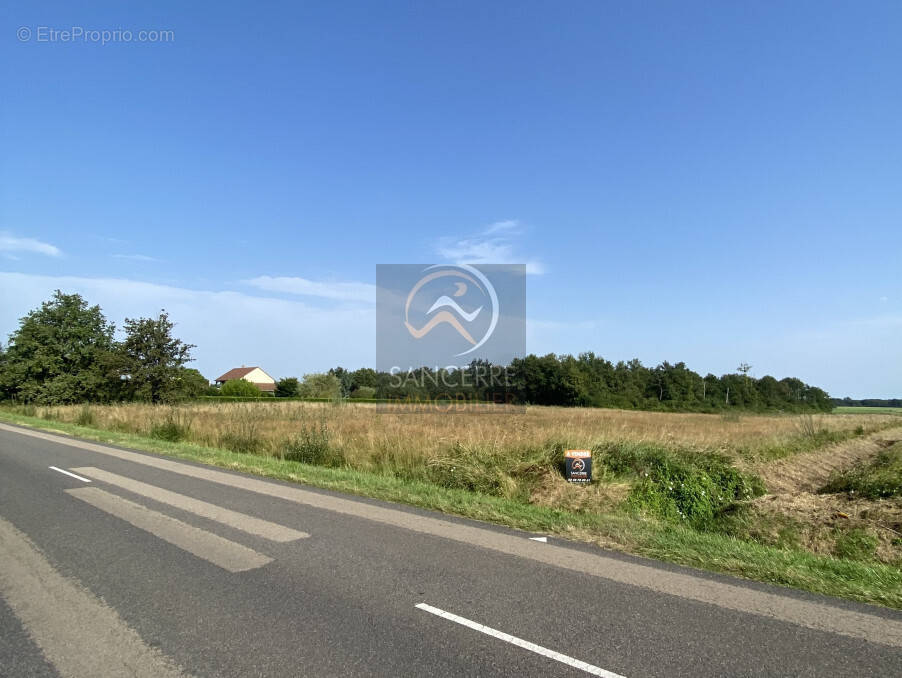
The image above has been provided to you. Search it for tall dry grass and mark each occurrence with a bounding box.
[20,400,898,471]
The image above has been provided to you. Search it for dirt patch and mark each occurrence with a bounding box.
[746,493,902,563]
[753,427,902,494]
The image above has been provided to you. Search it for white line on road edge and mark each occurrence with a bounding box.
[529,536,548,542]
[49,466,91,483]
[415,603,625,677]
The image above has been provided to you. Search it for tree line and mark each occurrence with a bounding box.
[1,291,834,412]
[305,356,833,412]
[831,397,902,408]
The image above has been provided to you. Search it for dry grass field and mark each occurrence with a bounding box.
[25,400,899,467]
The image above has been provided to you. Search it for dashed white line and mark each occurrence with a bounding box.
[529,536,548,543]
[415,603,625,677]
[48,466,91,483]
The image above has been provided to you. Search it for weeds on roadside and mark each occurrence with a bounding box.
[280,419,345,467]
[218,410,263,454]
[425,442,560,500]
[594,441,766,529]
[820,444,902,499]
[150,408,193,442]
[75,406,96,427]
[833,527,879,561]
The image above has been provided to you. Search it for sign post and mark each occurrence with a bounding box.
[564,449,592,483]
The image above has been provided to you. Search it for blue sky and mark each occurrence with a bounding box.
[1,1,900,397]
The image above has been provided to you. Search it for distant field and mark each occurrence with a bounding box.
[834,406,902,415]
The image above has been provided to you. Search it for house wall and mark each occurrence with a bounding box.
[241,368,275,385]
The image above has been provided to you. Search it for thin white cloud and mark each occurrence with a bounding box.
[243,275,375,303]
[0,232,62,257]
[436,220,545,275]
[482,219,521,235]
[112,254,160,262]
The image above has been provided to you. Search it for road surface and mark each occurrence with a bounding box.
[1,421,901,677]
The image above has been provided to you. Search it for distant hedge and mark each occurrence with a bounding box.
[196,396,391,403]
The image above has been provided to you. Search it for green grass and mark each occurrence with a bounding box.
[821,443,902,499]
[2,408,901,609]
[834,406,902,415]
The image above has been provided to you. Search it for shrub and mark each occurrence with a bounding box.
[219,431,262,454]
[298,373,341,400]
[820,444,902,499]
[75,406,96,427]
[280,421,344,467]
[150,409,192,442]
[220,379,261,397]
[350,386,377,399]
[217,411,262,453]
[275,377,300,398]
[593,441,766,529]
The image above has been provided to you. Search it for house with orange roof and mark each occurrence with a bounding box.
[214,366,277,393]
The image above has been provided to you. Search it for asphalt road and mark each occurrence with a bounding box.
[1,422,902,677]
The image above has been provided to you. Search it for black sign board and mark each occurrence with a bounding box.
[564,450,591,483]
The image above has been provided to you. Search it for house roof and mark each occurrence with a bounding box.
[215,366,261,382]
[254,382,276,392]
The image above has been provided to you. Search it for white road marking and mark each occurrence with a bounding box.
[529,536,548,542]
[415,603,625,677]
[72,467,308,542]
[49,466,91,483]
[66,487,272,572]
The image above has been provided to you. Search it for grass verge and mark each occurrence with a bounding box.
[2,409,901,609]
[821,443,902,500]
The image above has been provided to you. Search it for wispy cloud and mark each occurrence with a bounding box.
[0,232,62,257]
[436,219,544,275]
[244,275,375,303]
[112,254,160,262]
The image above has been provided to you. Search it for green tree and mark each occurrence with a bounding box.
[298,372,342,399]
[328,367,353,397]
[173,367,209,399]
[275,377,300,397]
[350,367,379,390]
[220,379,261,397]
[0,291,117,403]
[118,311,195,403]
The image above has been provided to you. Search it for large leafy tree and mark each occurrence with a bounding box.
[118,311,195,403]
[0,291,117,403]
